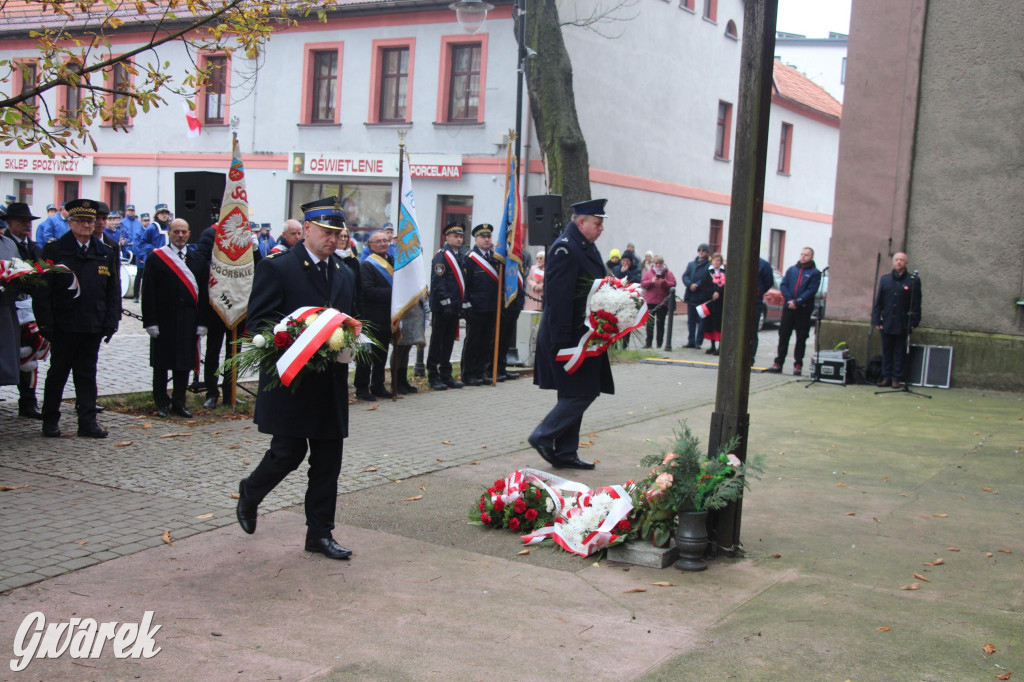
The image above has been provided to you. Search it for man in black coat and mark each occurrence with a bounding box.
[4,203,44,418]
[529,199,613,470]
[426,222,466,390]
[235,196,357,560]
[141,218,209,418]
[353,229,393,401]
[495,263,524,381]
[461,223,499,386]
[34,199,121,438]
[681,243,711,349]
[872,252,922,389]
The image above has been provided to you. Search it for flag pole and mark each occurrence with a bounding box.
[491,135,515,386]
[226,326,238,406]
[392,134,406,401]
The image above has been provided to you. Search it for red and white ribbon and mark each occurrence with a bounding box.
[554,277,649,375]
[468,251,498,283]
[275,306,362,387]
[0,257,80,298]
[442,249,466,301]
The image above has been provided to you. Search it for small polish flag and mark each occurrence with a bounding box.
[183,101,202,138]
[697,303,710,319]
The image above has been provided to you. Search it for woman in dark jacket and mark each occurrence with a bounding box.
[697,253,725,355]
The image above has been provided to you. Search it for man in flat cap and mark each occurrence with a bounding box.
[236,196,358,560]
[34,199,121,438]
[426,222,467,390]
[461,223,499,386]
[529,198,613,470]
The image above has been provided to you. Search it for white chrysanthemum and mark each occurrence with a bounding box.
[306,313,319,324]
[252,334,267,349]
[545,497,555,513]
[327,328,347,351]
[589,284,641,328]
[273,322,288,334]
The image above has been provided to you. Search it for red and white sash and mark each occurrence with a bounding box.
[276,306,362,387]
[153,246,198,304]
[442,248,465,301]
[468,250,498,283]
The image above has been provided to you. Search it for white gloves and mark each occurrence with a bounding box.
[197,326,208,337]
[146,326,159,338]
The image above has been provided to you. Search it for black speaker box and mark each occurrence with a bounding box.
[174,171,226,244]
[526,194,562,246]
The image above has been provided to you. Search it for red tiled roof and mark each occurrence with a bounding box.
[772,59,842,122]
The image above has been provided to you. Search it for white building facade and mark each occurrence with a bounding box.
[1,0,839,274]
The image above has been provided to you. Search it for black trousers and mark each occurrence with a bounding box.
[354,327,390,391]
[530,393,597,461]
[42,331,102,425]
[645,306,668,348]
[18,368,38,409]
[880,332,909,381]
[245,435,343,540]
[390,344,414,387]
[462,311,494,380]
[203,314,228,400]
[774,305,813,367]
[497,310,520,375]
[426,312,459,381]
[153,368,189,409]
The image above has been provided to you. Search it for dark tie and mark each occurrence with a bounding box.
[81,243,89,256]
[317,261,329,284]
[178,250,185,260]
[18,239,30,259]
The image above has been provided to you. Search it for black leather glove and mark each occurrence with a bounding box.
[102,328,116,343]
[40,326,54,341]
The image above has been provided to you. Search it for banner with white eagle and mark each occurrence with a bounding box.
[209,134,255,330]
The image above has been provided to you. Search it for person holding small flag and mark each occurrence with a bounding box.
[426,222,467,390]
[461,224,499,386]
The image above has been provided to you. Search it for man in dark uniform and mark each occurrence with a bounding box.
[34,199,120,438]
[529,199,613,470]
[426,222,466,391]
[353,229,393,401]
[4,203,44,418]
[872,251,921,389]
[461,223,499,386]
[235,196,357,560]
[495,262,524,381]
[141,218,208,418]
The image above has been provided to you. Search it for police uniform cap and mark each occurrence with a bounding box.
[65,198,98,220]
[444,222,465,236]
[300,196,347,230]
[154,203,171,215]
[109,211,122,219]
[571,198,608,218]
[382,222,394,232]
[125,204,135,211]
[140,213,151,220]
[46,203,56,211]
[4,203,38,220]
[4,194,15,204]
[472,223,493,237]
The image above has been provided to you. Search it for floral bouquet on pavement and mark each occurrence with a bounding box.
[556,276,648,374]
[0,257,79,297]
[222,306,376,391]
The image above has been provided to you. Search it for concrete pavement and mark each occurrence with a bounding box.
[0,320,1020,680]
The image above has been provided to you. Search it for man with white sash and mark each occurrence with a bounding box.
[426,221,467,391]
[353,229,394,401]
[141,218,208,418]
[461,223,499,386]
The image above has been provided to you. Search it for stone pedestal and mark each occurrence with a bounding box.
[607,539,679,568]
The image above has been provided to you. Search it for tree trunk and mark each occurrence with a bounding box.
[522,0,591,221]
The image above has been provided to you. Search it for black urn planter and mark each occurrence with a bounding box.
[674,510,709,571]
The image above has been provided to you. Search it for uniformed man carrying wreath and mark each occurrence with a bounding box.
[529,199,613,470]
[461,223,499,386]
[236,196,358,560]
[426,221,466,391]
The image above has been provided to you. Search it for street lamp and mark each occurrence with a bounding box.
[449,0,494,34]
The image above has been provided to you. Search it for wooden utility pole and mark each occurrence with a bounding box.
[708,0,779,555]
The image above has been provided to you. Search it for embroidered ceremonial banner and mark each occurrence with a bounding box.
[209,135,255,330]
[493,143,524,308]
[391,147,427,341]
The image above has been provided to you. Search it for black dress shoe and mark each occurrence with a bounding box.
[463,377,483,387]
[371,385,392,399]
[495,373,506,382]
[528,437,560,468]
[156,406,170,418]
[95,405,105,413]
[503,371,519,380]
[42,423,61,438]
[355,391,376,401]
[559,456,596,470]
[19,404,43,419]
[203,396,218,409]
[172,405,193,418]
[398,384,418,394]
[77,423,109,438]
[428,379,448,391]
[444,378,464,389]
[305,537,352,560]
[236,478,257,535]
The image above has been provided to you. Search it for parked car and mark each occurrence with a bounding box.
[760,270,784,330]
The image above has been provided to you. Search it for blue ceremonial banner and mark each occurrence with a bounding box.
[494,148,523,308]
[391,149,427,338]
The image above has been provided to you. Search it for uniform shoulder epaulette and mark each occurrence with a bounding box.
[47,238,57,243]
[267,251,280,258]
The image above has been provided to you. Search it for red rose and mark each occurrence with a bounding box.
[478,498,486,511]
[534,489,542,501]
[480,513,491,524]
[513,499,527,514]
[493,479,505,492]
[274,331,292,348]
[615,519,631,532]
[487,487,496,495]
[508,518,521,531]
[524,508,539,522]
[493,499,505,512]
